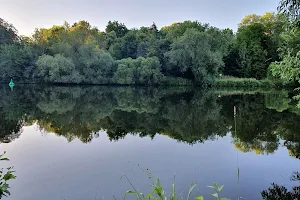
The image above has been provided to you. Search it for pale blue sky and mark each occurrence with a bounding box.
[1,0,279,36]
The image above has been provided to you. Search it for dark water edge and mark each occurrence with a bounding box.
[0,85,300,200]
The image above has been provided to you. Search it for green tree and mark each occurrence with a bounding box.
[105,21,128,37]
[138,57,163,84]
[234,13,285,79]
[279,27,300,56]
[269,51,300,84]
[76,44,115,84]
[0,44,39,82]
[0,18,18,45]
[109,30,139,59]
[36,54,82,83]
[161,20,207,41]
[165,29,224,86]
[237,23,268,79]
[114,57,164,85]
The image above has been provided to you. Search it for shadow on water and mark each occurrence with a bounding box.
[1,85,300,199]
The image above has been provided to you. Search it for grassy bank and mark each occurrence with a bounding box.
[215,76,292,88]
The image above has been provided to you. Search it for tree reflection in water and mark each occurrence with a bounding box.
[0,86,300,158]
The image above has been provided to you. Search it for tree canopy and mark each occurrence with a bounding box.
[0,18,18,45]
[0,0,299,87]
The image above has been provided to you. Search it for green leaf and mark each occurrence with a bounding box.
[187,183,197,200]
[217,185,224,193]
[211,193,219,199]
[123,192,127,200]
[207,186,215,189]
[0,158,9,161]
[220,198,229,200]
[172,183,176,195]
[3,173,16,181]
[147,194,153,199]
[127,190,137,194]
[195,196,204,200]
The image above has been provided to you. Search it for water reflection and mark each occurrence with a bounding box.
[1,86,300,158]
[261,171,300,199]
[1,86,300,199]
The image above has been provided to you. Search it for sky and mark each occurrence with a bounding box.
[1,0,279,36]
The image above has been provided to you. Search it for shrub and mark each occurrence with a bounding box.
[36,54,82,84]
[113,57,164,85]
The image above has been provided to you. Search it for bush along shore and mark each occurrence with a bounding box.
[215,77,297,88]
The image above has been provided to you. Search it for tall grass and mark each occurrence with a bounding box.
[121,174,229,200]
[215,76,299,88]
[215,77,275,88]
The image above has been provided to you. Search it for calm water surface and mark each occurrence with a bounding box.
[0,86,299,200]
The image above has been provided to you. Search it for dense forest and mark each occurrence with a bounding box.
[0,0,299,86]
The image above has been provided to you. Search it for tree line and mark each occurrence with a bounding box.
[0,0,298,86]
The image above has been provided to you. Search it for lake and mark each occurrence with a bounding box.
[0,85,299,200]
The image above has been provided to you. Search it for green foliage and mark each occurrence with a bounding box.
[161,21,207,40]
[109,30,139,59]
[215,77,275,88]
[106,21,128,37]
[36,54,81,83]
[138,57,163,84]
[265,91,292,112]
[165,29,225,86]
[269,51,300,84]
[278,0,300,28]
[279,28,300,56]
[236,23,268,79]
[123,174,228,200]
[225,13,285,79]
[0,18,18,45]
[76,44,115,84]
[269,1,300,94]
[0,152,16,198]
[0,44,39,82]
[207,183,229,200]
[0,14,294,86]
[262,183,300,200]
[114,57,164,85]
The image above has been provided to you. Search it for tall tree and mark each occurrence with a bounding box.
[231,13,285,79]
[165,29,224,86]
[105,21,128,37]
[0,18,18,45]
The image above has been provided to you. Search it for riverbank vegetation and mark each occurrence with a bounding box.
[122,174,228,200]
[0,0,299,87]
[215,77,275,88]
[0,152,16,198]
